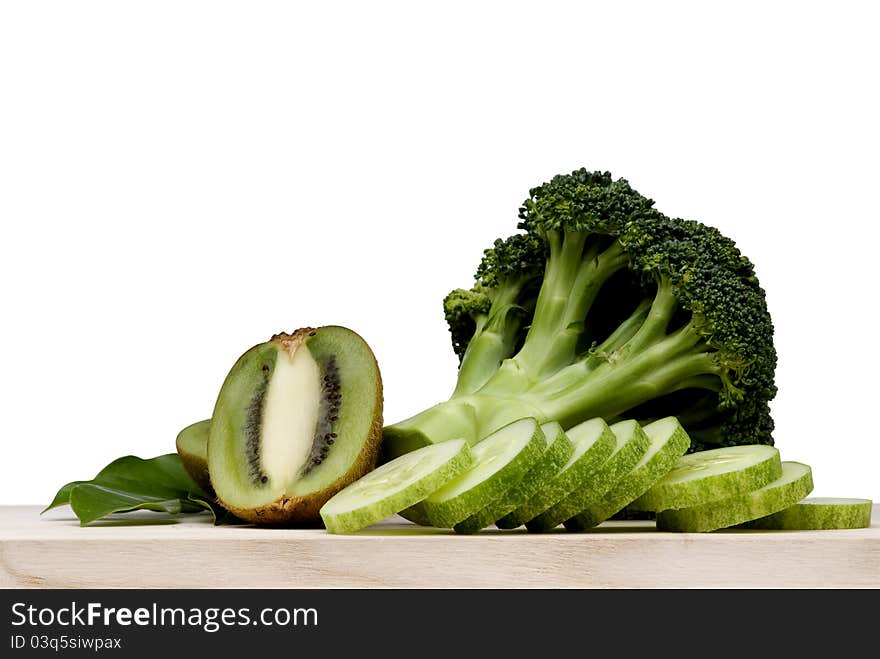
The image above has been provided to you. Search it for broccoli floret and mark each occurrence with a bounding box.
[384,169,777,457]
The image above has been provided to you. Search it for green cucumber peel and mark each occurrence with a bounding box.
[496,418,616,530]
[454,422,574,534]
[562,416,690,531]
[631,444,782,512]
[397,502,432,526]
[738,497,873,530]
[421,418,546,528]
[529,419,650,532]
[656,461,814,532]
[320,439,474,534]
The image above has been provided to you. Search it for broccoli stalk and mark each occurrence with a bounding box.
[383,170,776,459]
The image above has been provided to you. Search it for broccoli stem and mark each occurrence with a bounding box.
[385,286,720,458]
[671,375,724,393]
[624,277,678,353]
[528,298,652,399]
[581,298,653,368]
[381,395,544,460]
[500,230,581,377]
[483,235,628,389]
[452,281,531,397]
[536,320,717,428]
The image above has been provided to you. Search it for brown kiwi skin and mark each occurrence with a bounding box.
[175,419,215,497]
[180,451,214,498]
[214,327,384,526]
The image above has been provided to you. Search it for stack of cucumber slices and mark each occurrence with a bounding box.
[319,416,873,534]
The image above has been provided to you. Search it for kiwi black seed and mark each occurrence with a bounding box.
[207,326,383,525]
[302,356,343,471]
[244,375,270,485]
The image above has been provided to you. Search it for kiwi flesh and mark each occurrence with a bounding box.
[175,418,213,495]
[208,326,383,525]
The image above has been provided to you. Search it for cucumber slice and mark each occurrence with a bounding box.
[454,422,574,534]
[563,417,691,531]
[530,419,650,532]
[397,502,432,526]
[739,497,873,530]
[421,418,546,528]
[656,461,814,532]
[496,418,615,530]
[631,444,782,512]
[320,439,473,533]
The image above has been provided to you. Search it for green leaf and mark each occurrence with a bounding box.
[44,454,242,526]
[43,480,86,513]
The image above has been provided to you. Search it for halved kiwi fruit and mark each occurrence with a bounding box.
[208,326,383,525]
[175,418,213,495]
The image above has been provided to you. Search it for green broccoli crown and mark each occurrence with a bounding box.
[517,170,776,434]
[518,168,656,237]
[475,233,545,287]
[623,215,760,283]
[512,171,777,446]
[443,286,492,361]
[624,215,777,398]
[621,213,778,446]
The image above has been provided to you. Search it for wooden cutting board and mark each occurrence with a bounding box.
[2,505,877,588]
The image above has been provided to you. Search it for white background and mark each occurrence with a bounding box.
[1,2,878,505]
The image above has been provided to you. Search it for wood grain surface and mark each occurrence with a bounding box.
[2,506,877,588]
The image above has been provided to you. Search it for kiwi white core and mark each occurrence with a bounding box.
[260,345,321,488]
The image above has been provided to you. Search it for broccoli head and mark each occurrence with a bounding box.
[384,168,776,457]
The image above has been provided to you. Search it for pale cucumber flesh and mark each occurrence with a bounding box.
[632,444,782,512]
[320,439,473,534]
[421,417,546,528]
